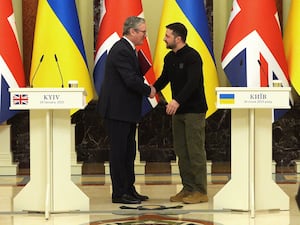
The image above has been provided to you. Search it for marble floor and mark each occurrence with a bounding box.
[0,172,299,225]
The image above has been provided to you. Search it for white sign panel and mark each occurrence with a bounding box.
[9,88,87,110]
[216,87,291,109]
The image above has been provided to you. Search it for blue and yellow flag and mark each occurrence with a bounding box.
[30,0,94,109]
[153,0,219,118]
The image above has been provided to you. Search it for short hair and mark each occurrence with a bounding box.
[166,22,187,42]
[123,16,145,35]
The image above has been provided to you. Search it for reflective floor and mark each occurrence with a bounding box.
[0,172,299,225]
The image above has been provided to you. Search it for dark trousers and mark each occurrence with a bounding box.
[104,119,137,199]
[172,113,207,194]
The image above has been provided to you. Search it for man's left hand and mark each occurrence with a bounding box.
[166,99,180,115]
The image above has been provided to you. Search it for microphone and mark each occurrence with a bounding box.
[54,54,64,88]
[30,55,44,88]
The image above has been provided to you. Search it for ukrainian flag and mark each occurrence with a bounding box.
[153,0,219,118]
[219,94,235,105]
[30,0,94,108]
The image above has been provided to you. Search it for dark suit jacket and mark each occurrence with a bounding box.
[97,38,151,122]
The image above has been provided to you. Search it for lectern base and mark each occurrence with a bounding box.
[213,109,289,212]
[14,180,89,212]
[13,110,89,214]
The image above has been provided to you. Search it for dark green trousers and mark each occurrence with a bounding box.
[172,113,207,194]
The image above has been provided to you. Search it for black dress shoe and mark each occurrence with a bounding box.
[112,194,141,204]
[131,190,149,201]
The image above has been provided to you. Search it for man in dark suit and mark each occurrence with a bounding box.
[97,16,156,204]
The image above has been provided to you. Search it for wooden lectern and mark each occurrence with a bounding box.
[9,88,89,219]
[214,87,290,217]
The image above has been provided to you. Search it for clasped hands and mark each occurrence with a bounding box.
[149,86,179,115]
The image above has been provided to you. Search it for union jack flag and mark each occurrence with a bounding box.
[221,0,291,120]
[0,0,26,122]
[13,94,28,105]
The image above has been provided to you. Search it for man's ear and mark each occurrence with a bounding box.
[129,27,135,35]
[175,35,182,43]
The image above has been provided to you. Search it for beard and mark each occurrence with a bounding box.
[166,41,176,50]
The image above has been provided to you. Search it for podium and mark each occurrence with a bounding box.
[9,88,89,219]
[213,87,290,217]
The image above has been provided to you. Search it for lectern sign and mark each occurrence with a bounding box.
[9,88,86,109]
[38,93,66,106]
[216,87,290,109]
